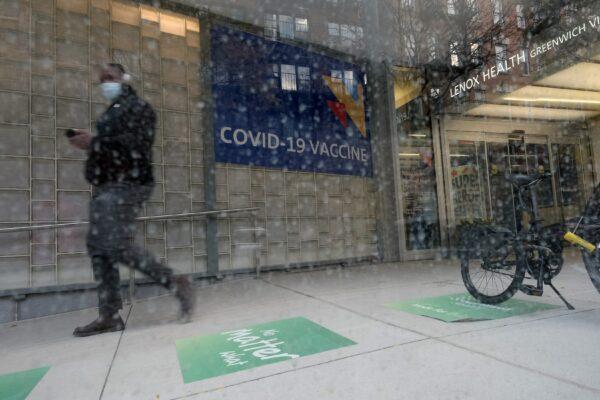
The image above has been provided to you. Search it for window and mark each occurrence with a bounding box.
[404,33,416,59]
[516,4,526,29]
[278,15,294,39]
[281,64,297,91]
[532,6,546,24]
[450,42,460,67]
[344,70,356,97]
[564,4,576,25]
[273,64,310,90]
[266,14,310,39]
[343,70,355,87]
[340,24,355,47]
[298,66,310,91]
[448,0,456,15]
[264,14,277,39]
[329,23,363,47]
[331,70,343,84]
[493,0,503,24]
[355,26,364,41]
[269,64,280,88]
[328,22,340,38]
[470,42,481,64]
[428,37,437,61]
[295,17,308,33]
[522,49,530,75]
[495,43,507,71]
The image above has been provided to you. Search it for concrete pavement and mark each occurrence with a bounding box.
[2,251,600,400]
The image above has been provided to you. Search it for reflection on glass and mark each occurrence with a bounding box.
[487,142,516,231]
[554,144,582,208]
[449,139,487,223]
[396,99,440,251]
[525,143,553,208]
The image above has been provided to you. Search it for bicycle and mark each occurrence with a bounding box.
[458,172,600,309]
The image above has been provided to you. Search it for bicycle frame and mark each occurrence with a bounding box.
[491,175,564,297]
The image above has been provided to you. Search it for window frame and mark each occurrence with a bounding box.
[297,66,311,92]
[281,64,298,91]
[278,14,294,39]
[295,17,309,33]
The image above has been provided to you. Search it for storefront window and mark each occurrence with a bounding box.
[392,0,599,243]
[487,141,515,230]
[395,97,441,251]
[449,139,488,223]
[554,143,582,207]
[526,143,553,207]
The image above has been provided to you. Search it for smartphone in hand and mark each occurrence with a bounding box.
[65,129,79,138]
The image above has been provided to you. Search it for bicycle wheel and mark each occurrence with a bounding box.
[461,240,527,304]
[580,184,600,293]
[582,250,600,293]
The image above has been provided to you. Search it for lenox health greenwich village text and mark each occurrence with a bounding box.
[450,19,595,98]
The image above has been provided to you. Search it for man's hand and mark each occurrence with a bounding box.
[68,130,93,150]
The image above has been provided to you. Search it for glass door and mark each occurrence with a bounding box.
[552,137,589,221]
[486,135,515,231]
[446,132,561,235]
[524,136,557,225]
[394,98,444,260]
[446,132,517,230]
[447,133,488,225]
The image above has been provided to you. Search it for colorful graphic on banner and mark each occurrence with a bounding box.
[176,317,356,383]
[388,293,559,322]
[211,25,372,176]
[0,366,50,400]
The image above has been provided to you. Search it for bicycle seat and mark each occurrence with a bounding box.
[506,173,550,187]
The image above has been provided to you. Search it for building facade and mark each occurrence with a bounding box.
[390,0,600,260]
[0,0,598,321]
[0,0,379,296]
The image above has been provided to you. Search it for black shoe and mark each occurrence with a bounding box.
[173,276,196,323]
[73,315,125,337]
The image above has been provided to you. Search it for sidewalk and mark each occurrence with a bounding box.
[2,251,600,400]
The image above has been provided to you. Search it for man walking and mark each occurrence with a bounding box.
[68,63,195,337]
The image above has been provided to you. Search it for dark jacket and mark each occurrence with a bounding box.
[85,84,156,187]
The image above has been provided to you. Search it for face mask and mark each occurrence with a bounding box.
[101,82,122,101]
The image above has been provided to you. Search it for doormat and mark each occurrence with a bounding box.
[0,366,50,400]
[388,293,560,322]
[176,317,356,383]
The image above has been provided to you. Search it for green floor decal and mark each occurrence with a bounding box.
[176,317,356,383]
[0,366,50,400]
[389,293,560,322]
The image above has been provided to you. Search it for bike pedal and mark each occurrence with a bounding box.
[520,284,543,296]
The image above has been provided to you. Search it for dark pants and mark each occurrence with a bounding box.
[87,183,173,317]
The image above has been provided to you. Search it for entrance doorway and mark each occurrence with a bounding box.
[393,99,446,261]
[444,132,590,235]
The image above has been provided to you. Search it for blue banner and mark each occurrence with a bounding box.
[211,25,372,177]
